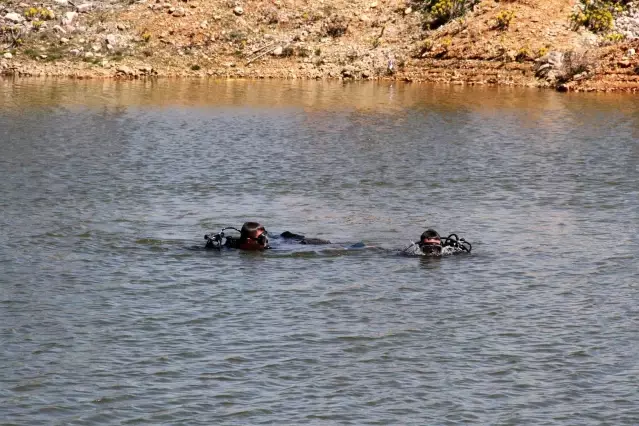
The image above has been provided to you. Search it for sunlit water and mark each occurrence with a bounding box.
[1,79,638,425]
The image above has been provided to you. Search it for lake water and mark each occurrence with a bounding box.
[1,79,638,425]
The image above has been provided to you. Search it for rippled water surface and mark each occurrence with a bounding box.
[1,79,639,425]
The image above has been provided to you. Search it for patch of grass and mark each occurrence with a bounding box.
[23,48,39,59]
[228,30,247,42]
[82,56,101,65]
[44,45,65,62]
[88,11,111,27]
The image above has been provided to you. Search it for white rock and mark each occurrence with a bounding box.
[404,7,412,15]
[117,65,132,74]
[200,20,208,28]
[84,51,94,58]
[62,11,77,25]
[53,25,67,34]
[91,44,101,52]
[105,34,118,45]
[272,46,283,55]
[628,48,636,56]
[233,6,243,15]
[77,3,93,13]
[172,6,186,16]
[4,12,24,23]
[117,23,126,30]
[69,48,80,56]
[3,52,13,59]
[54,0,69,5]
[370,1,378,8]
[60,37,69,44]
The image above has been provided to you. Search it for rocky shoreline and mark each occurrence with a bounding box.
[3,0,639,92]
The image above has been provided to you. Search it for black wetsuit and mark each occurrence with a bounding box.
[279,231,331,245]
[205,231,331,250]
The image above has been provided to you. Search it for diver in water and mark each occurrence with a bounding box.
[409,228,472,255]
[205,222,331,250]
[418,229,443,255]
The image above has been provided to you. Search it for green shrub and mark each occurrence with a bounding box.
[24,7,54,21]
[1,24,27,47]
[495,10,515,30]
[571,0,629,33]
[515,46,531,62]
[557,50,595,83]
[604,31,625,42]
[415,0,479,29]
[282,46,295,57]
[325,16,348,38]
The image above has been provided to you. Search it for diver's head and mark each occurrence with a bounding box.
[240,222,269,249]
[419,229,441,255]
